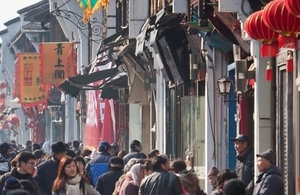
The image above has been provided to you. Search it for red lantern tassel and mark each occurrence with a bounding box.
[261,41,278,57]
[278,35,298,49]
[266,62,272,81]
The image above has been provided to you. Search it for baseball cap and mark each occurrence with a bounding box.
[230,134,250,144]
[109,156,124,165]
[98,141,111,151]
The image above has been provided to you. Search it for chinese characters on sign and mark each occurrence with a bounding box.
[16,53,49,106]
[40,42,77,86]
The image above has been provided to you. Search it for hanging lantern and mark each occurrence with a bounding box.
[263,0,300,49]
[7,114,20,127]
[0,93,7,100]
[244,10,279,57]
[266,62,272,81]
[286,50,294,72]
[0,81,7,90]
[285,0,300,17]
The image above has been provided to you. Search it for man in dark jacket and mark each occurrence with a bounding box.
[123,140,147,165]
[85,141,112,185]
[230,134,254,195]
[96,157,124,195]
[139,155,183,195]
[0,142,12,175]
[34,141,67,195]
[253,149,284,195]
[0,152,40,195]
[19,140,32,153]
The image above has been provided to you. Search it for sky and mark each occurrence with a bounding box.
[0,0,42,30]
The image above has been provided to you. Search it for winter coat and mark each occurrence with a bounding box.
[119,176,139,195]
[236,148,254,195]
[96,167,123,195]
[52,174,99,195]
[123,150,147,165]
[253,165,284,195]
[34,157,60,195]
[0,168,41,195]
[175,169,199,194]
[139,169,183,195]
[85,151,111,185]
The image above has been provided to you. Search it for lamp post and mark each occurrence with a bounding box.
[217,76,233,96]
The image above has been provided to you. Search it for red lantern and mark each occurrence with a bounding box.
[285,0,300,17]
[0,93,6,100]
[266,62,272,81]
[0,81,7,90]
[263,0,300,49]
[7,114,20,127]
[244,10,279,57]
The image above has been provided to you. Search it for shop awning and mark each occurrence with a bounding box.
[127,73,149,104]
[100,74,128,100]
[59,67,120,97]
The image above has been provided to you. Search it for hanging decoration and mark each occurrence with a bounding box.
[0,81,7,90]
[244,10,279,57]
[78,0,110,23]
[285,0,300,17]
[40,42,77,86]
[286,50,294,72]
[16,53,49,106]
[6,114,20,127]
[263,0,300,49]
[266,62,272,81]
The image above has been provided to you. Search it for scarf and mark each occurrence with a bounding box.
[66,174,82,195]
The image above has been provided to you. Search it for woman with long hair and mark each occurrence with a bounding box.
[52,157,99,195]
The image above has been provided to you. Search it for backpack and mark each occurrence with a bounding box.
[0,156,10,176]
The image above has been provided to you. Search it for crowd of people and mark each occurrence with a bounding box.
[0,135,285,195]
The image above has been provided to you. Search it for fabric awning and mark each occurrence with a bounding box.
[100,75,128,100]
[127,73,149,104]
[59,68,120,97]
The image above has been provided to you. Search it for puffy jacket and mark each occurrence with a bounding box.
[123,150,146,165]
[253,165,284,195]
[236,148,254,195]
[85,151,111,185]
[34,157,60,195]
[0,168,41,195]
[139,169,183,195]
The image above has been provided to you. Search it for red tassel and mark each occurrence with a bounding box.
[278,35,298,49]
[266,62,272,81]
[286,50,294,72]
[261,41,278,57]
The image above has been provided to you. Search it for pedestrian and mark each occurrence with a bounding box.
[123,140,146,165]
[212,169,238,195]
[32,143,41,152]
[110,143,120,156]
[52,157,99,195]
[0,143,13,175]
[119,163,146,195]
[223,179,246,195]
[170,159,206,195]
[96,156,124,195]
[230,135,254,195]
[85,141,112,185]
[33,150,46,167]
[80,149,92,165]
[253,149,284,195]
[2,177,24,195]
[147,149,159,159]
[0,152,40,195]
[34,141,67,195]
[72,140,81,156]
[139,155,183,195]
[208,166,219,191]
[74,156,94,186]
[117,150,127,159]
[19,141,32,153]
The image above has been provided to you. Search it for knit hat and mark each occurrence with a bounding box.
[224,179,246,195]
[51,141,67,155]
[207,166,219,177]
[2,177,23,195]
[256,149,274,164]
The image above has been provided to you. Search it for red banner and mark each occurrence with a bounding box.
[16,53,49,106]
[39,42,77,86]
